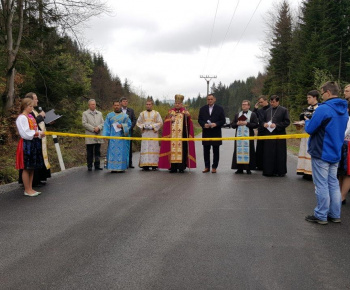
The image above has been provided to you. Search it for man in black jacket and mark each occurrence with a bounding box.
[120,97,136,168]
[253,96,270,170]
[198,94,226,173]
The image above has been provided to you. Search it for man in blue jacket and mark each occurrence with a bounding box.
[305,81,348,225]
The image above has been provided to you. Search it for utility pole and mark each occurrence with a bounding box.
[200,75,217,96]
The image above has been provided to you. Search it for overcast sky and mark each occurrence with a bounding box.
[81,0,302,102]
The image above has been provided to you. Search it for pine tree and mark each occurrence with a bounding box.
[263,0,293,100]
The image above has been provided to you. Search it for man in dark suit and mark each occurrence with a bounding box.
[198,94,226,173]
[120,97,136,168]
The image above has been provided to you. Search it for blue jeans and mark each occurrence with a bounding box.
[311,158,341,220]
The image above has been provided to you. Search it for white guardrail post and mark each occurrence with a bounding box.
[52,135,65,171]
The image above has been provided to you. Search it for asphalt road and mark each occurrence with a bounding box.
[1,129,350,290]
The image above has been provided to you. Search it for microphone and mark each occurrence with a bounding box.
[38,107,42,112]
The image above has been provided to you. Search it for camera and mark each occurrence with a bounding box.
[299,108,315,120]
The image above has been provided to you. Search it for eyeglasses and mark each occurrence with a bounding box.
[321,91,328,96]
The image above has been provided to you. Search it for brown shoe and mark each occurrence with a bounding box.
[211,168,217,173]
[202,168,210,173]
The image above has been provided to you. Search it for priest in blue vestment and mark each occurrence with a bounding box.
[103,101,132,172]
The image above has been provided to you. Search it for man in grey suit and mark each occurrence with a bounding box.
[120,97,136,168]
[82,99,104,171]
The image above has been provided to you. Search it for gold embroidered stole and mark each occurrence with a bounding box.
[170,111,184,163]
[33,109,51,169]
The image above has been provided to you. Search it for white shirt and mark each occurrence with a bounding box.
[209,105,214,116]
[16,114,36,140]
[345,116,350,138]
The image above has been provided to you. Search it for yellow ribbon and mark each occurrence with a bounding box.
[46,131,309,141]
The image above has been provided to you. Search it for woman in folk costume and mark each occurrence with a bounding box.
[231,100,258,174]
[295,90,319,180]
[136,99,163,171]
[18,92,51,187]
[16,98,45,197]
[158,94,196,173]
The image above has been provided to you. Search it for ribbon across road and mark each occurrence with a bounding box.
[45,131,309,141]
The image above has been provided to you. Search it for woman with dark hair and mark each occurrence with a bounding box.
[295,90,319,180]
[15,98,45,197]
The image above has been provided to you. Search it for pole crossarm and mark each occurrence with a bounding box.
[200,75,217,95]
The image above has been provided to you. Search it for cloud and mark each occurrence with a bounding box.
[81,0,304,100]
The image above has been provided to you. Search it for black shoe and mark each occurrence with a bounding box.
[302,174,313,181]
[327,216,341,223]
[170,169,177,173]
[95,167,103,170]
[235,170,243,174]
[305,215,328,225]
[152,167,158,171]
[33,182,45,187]
[88,167,92,171]
[179,169,185,173]
[142,167,150,171]
[129,165,135,169]
[246,170,252,174]
[342,199,346,205]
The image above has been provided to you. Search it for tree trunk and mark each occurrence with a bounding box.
[1,0,24,114]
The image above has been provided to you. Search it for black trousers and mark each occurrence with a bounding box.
[203,145,220,169]
[86,144,101,168]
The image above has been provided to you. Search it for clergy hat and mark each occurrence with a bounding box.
[174,94,184,103]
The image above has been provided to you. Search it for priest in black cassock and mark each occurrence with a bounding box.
[231,100,258,174]
[262,95,290,177]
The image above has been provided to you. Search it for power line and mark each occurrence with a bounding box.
[207,0,240,73]
[215,0,263,74]
[202,0,220,73]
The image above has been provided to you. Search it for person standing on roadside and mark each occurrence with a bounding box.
[16,98,45,197]
[231,100,258,174]
[262,95,290,177]
[253,96,270,170]
[120,97,136,168]
[198,94,225,173]
[19,92,51,187]
[136,99,163,171]
[305,81,348,225]
[103,101,131,173]
[158,94,196,173]
[82,99,104,171]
